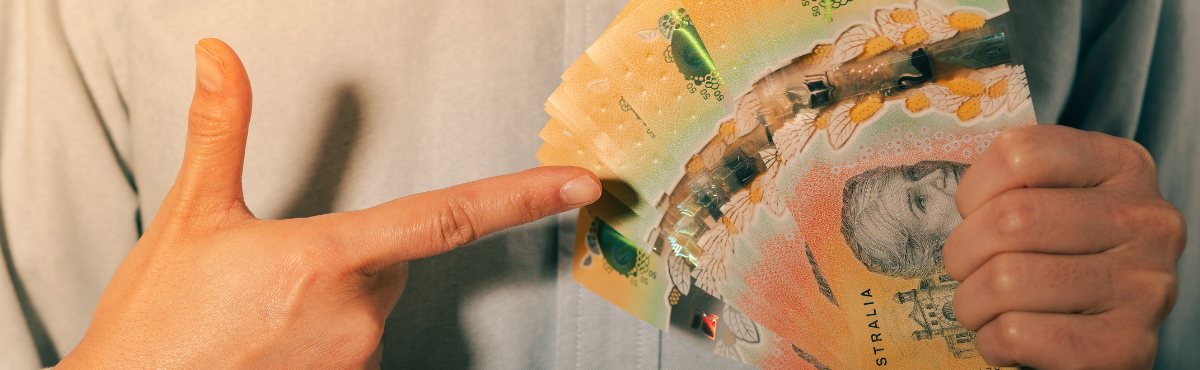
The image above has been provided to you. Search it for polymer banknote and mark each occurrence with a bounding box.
[547,0,1035,368]
[544,0,1021,258]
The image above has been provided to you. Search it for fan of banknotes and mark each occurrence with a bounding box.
[538,0,1034,368]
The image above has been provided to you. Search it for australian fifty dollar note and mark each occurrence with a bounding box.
[557,0,1037,368]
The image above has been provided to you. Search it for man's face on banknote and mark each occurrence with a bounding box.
[840,160,968,279]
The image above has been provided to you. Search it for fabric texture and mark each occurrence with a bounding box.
[0,0,1195,369]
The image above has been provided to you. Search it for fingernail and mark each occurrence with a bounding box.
[560,176,601,207]
[195,43,224,93]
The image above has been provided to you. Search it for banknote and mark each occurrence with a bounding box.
[558,0,1036,368]
[535,131,641,226]
[559,0,853,246]
[555,0,1024,260]
[574,209,849,369]
[575,127,1033,369]
[538,113,652,215]
[544,58,671,220]
[736,133,1024,369]
[556,0,752,248]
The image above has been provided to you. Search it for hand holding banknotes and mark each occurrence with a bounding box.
[54,39,601,368]
[946,125,1186,369]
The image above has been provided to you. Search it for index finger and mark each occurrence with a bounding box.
[323,166,601,271]
[956,125,1158,217]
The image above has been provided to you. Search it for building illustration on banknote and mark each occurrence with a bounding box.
[896,274,978,359]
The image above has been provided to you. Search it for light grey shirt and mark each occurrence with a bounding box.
[0,0,1196,369]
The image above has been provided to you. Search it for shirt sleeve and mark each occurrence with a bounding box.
[0,0,140,366]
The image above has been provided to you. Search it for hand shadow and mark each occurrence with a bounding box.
[283,84,559,369]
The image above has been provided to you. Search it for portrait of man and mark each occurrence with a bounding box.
[839,161,969,279]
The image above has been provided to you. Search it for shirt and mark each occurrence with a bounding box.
[1,0,1196,368]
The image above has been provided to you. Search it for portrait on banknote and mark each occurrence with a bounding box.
[840,160,968,279]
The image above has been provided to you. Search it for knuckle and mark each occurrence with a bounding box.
[334,333,381,368]
[347,317,385,363]
[992,193,1037,243]
[187,104,240,140]
[295,215,361,269]
[362,317,386,340]
[994,128,1041,179]
[1093,323,1159,370]
[322,309,385,368]
[315,212,359,247]
[1157,203,1188,258]
[975,335,1008,366]
[1123,201,1188,259]
[994,126,1040,150]
[511,187,548,223]
[1110,136,1157,177]
[1139,271,1179,318]
[976,313,1024,365]
[281,220,348,265]
[989,313,1024,352]
[984,253,1024,298]
[438,198,480,249]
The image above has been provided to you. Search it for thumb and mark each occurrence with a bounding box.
[168,38,253,217]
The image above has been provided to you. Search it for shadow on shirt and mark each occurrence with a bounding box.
[282,84,557,369]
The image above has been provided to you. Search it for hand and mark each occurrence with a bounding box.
[946,125,1186,369]
[55,39,601,368]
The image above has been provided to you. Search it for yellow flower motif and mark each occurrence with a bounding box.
[941,78,985,97]
[813,111,832,129]
[686,156,705,173]
[906,92,930,113]
[988,77,1009,98]
[858,36,896,60]
[948,11,986,32]
[799,44,833,66]
[721,216,739,234]
[890,9,919,24]
[957,97,981,121]
[718,120,736,137]
[902,26,929,47]
[749,186,764,205]
[812,43,833,58]
[850,94,884,124]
